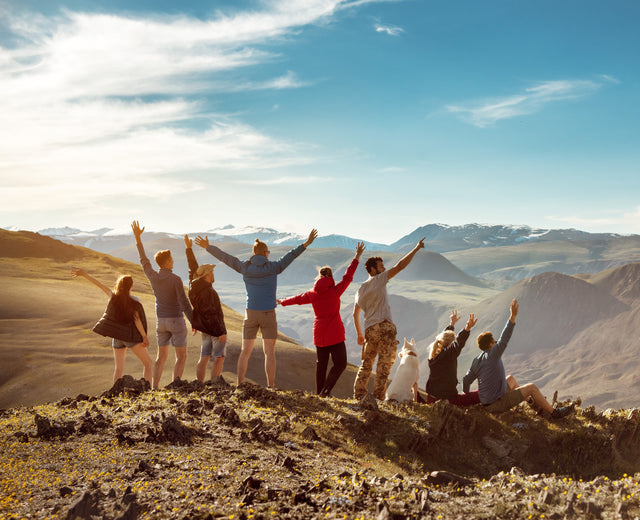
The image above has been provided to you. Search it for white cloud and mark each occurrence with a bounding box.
[375,24,404,36]
[0,1,386,215]
[446,79,607,127]
[546,206,640,234]
[231,175,334,186]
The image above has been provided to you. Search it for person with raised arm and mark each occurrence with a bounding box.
[425,309,480,406]
[278,241,366,397]
[184,235,227,382]
[352,238,425,400]
[71,268,152,384]
[194,229,318,387]
[131,220,193,388]
[462,299,574,419]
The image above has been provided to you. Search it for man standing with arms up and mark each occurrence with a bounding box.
[353,238,425,400]
[131,221,193,388]
[195,229,317,388]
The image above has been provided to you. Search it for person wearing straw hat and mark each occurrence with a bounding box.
[185,235,227,382]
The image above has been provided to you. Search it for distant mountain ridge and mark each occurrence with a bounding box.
[13,223,632,254]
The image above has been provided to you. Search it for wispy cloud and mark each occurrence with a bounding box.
[0,1,384,213]
[232,176,334,186]
[446,78,612,127]
[375,24,404,36]
[546,206,640,234]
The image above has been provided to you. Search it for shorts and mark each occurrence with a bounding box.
[157,317,188,347]
[201,334,227,358]
[243,309,277,340]
[112,338,138,349]
[484,388,525,413]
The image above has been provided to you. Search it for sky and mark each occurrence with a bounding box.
[1,0,639,244]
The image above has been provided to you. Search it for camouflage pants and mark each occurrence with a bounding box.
[353,321,399,400]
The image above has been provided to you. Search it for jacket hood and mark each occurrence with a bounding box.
[313,276,335,294]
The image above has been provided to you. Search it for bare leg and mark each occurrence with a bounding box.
[113,348,127,383]
[262,338,277,387]
[517,383,553,414]
[506,374,518,390]
[130,343,152,383]
[196,355,211,382]
[236,338,255,385]
[153,345,169,388]
[173,346,187,381]
[211,356,225,378]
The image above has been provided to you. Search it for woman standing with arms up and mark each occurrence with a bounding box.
[71,268,152,384]
[279,242,365,397]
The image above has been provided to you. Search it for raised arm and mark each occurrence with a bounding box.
[184,234,199,282]
[449,309,461,329]
[387,238,425,280]
[353,303,364,345]
[491,299,518,359]
[195,235,244,274]
[71,268,111,297]
[303,228,318,248]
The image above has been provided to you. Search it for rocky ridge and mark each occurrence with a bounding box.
[2,376,640,519]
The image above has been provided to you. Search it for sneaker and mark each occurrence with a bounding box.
[551,405,575,420]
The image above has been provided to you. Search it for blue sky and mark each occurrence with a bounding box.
[1,0,638,243]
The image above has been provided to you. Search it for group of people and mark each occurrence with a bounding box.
[72,221,574,420]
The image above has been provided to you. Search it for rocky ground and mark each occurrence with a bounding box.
[1,376,640,520]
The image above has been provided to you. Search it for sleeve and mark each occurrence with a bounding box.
[136,242,156,281]
[176,280,193,323]
[334,258,358,296]
[280,291,313,307]
[491,320,515,360]
[270,244,306,274]
[462,358,479,394]
[205,244,244,274]
[185,247,199,282]
[450,329,470,356]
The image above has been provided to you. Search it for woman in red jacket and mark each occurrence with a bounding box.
[279,242,365,397]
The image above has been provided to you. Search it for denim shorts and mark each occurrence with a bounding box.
[201,334,226,358]
[157,317,188,347]
[112,338,138,349]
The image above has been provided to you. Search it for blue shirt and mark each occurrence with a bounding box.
[462,320,515,404]
[136,243,193,321]
[205,243,306,311]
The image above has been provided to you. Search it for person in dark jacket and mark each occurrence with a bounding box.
[425,310,479,406]
[185,235,227,382]
[279,242,366,396]
[71,268,152,383]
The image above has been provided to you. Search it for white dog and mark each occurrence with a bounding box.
[385,338,419,402]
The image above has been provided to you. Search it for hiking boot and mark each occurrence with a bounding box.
[551,405,575,420]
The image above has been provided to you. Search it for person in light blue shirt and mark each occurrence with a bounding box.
[462,299,574,419]
[195,229,317,387]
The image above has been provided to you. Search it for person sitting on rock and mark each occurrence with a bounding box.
[462,299,574,419]
[71,268,152,384]
[425,310,480,406]
[185,235,227,383]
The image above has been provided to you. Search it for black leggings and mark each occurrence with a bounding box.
[316,341,347,396]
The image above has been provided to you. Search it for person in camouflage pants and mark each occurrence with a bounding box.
[353,238,425,400]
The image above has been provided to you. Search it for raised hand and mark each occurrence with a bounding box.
[70,267,85,278]
[449,309,461,327]
[355,241,366,259]
[416,237,425,250]
[509,299,519,321]
[465,313,478,331]
[184,234,193,248]
[303,228,318,248]
[194,235,210,249]
[131,221,144,241]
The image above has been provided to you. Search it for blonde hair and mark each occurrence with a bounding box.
[317,266,333,279]
[428,330,456,360]
[253,239,268,255]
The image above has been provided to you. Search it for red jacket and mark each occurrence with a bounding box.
[280,258,358,347]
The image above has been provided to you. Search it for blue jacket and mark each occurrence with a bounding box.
[205,243,307,311]
[462,320,515,404]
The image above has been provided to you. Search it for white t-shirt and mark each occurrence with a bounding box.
[355,270,392,331]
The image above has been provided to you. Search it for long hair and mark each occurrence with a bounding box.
[112,275,135,322]
[428,330,456,360]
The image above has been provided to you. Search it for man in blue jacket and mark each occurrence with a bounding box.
[463,299,574,419]
[195,229,317,387]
